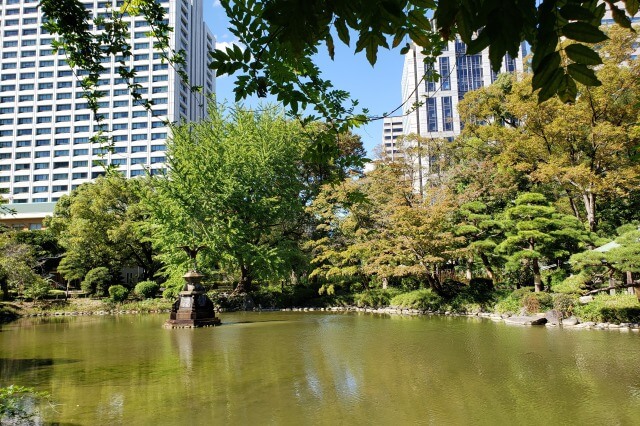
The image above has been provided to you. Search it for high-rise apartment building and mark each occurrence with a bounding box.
[0,0,214,209]
[401,41,525,140]
[398,42,525,192]
[381,115,404,160]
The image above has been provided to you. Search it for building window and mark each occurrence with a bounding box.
[439,57,451,91]
[456,53,484,100]
[426,98,438,132]
[442,96,453,132]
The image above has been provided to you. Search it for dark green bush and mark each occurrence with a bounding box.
[467,278,494,303]
[108,285,129,303]
[134,280,160,299]
[353,289,401,308]
[390,289,444,311]
[574,294,640,323]
[438,279,466,300]
[81,267,111,296]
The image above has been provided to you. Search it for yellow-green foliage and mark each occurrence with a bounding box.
[553,274,588,295]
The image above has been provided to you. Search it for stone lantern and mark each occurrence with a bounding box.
[164,270,221,328]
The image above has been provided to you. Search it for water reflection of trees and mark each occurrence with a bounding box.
[2,314,639,424]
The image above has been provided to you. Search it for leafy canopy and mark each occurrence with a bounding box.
[39,0,639,133]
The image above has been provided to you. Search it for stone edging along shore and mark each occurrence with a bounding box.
[266,306,640,332]
[15,306,640,332]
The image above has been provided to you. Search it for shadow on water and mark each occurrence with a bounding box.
[0,358,79,381]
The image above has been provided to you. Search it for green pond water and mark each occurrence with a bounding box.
[1,312,639,425]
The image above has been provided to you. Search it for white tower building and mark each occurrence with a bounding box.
[381,115,404,161]
[0,0,215,209]
[400,41,525,192]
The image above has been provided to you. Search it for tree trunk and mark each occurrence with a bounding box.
[532,258,543,292]
[382,277,388,290]
[234,264,252,294]
[565,189,582,222]
[582,191,597,232]
[478,252,495,282]
[1,277,9,301]
[609,272,616,296]
[465,257,473,281]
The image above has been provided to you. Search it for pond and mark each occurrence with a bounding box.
[1,312,639,424]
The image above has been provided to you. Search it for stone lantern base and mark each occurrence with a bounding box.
[164,270,221,328]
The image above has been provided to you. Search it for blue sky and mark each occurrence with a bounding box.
[203,2,404,157]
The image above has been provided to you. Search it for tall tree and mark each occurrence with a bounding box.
[0,232,48,301]
[454,201,504,282]
[146,105,319,293]
[496,193,590,292]
[45,173,160,283]
[458,28,640,233]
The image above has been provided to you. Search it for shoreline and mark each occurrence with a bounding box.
[6,304,639,332]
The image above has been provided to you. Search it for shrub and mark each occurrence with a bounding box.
[438,279,466,300]
[466,278,494,303]
[108,285,129,303]
[23,277,51,302]
[163,287,180,300]
[522,292,553,314]
[353,289,400,308]
[134,280,160,299]
[390,289,444,311]
[81,267,111,296]
[493,287,534,314]
[574,294,640,323]
[553,293,578,318]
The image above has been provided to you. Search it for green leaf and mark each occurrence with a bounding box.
[325,33,335,60]
[557,73,578,103]
[334,18,350,46]
[382,1,405,18]
[610,4,632,29]
[561,22,608,43]
[537,68,564,103]
[559,4,595,21]
[408,10,432,31]
[433,0,460,39]
[532,51,561,91]
[625,0,639,16]
[467,31,490,55]
[564,43,603,65]
[408,27,431,46]
[567,63,602,86]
